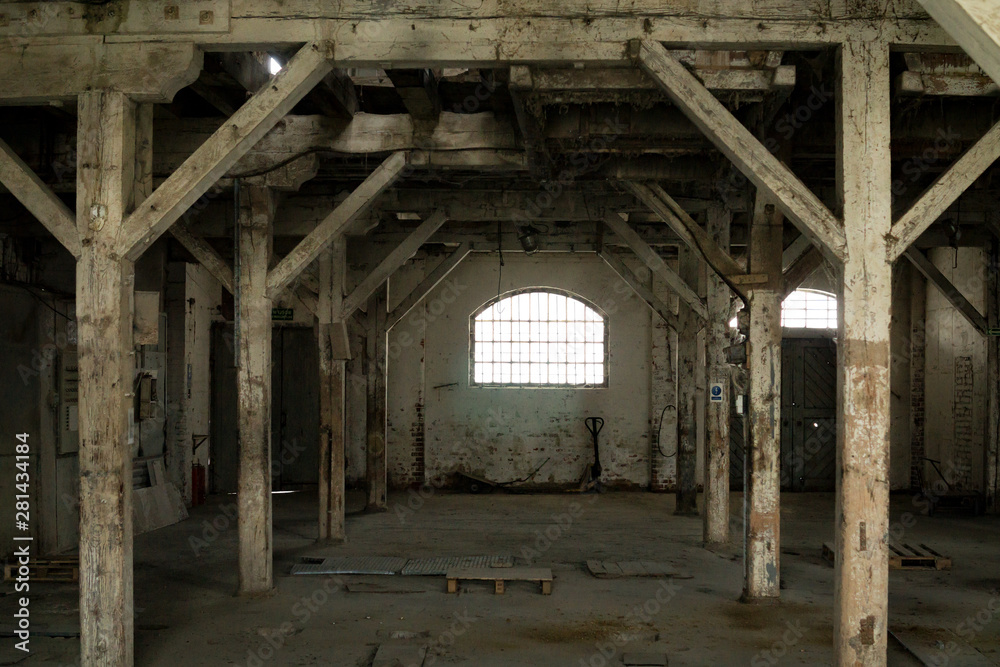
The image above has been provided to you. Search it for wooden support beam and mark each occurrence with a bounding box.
[781,233,813,271]
[76,90,136,667]
[0,42,202,105]
[675,245,701,516]
[318,246,347,541]
[266,151,407,297]
[903,246,988,335]
[387,242,471,329]
[917,0,1000,85]
[387,69,441,121]
[339,209,449,319]
[782,245,826,300]
[520,63,796,93]
[602,211,707,320]
[236,185,275,596]
[889,118,1000,261]
[624,181,750,301]
[633,39,847,264]
[704,204,731,546]
[895,70,999,96]
[508,67,550,176]
[835,38,893,667]
[743,192,784,602]
[987,235,1000,511]
[170,224,235,294]
[598,248,679,332]
[0,137,80,257]
[118,42,333,261]
[365,285,389,511]
[189,80,240,117]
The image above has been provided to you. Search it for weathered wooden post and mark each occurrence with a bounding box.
[743,194,784,601]
[704,204,732,544]
[76,90,138,667]
[236,186,276,595]
[318,240,349,540]
[834,39,893,665]
[675,246,701,515]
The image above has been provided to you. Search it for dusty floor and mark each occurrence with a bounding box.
[1,491,999,666]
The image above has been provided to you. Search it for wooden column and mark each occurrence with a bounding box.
[236,186,275,595]
[988,233,1000,512]
[834,39,893,666]
[318,241,348,540]
[743,194,783,601]
[675,246,700,515]
[365,284,388,510]
[909,267,927,489]
[704,204,732,544]
[76,91,137,667]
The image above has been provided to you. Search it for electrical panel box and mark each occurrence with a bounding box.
[58,349,79,455]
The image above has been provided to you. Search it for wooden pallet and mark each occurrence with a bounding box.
[888,541,951,570]
[446,567,552,595]
[4,557,79,583]
[822,542,951,570]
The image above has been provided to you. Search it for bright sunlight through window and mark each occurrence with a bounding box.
[472,290,607,386]
[730,289,838,329]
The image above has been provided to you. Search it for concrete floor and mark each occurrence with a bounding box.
[2,491,999,666]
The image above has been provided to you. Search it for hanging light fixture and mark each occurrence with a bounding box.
[518,225,541,254]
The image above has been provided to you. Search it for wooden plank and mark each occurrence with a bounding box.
[782,245,827,299]
[891,626,994,666]
[387,242,471,329]
[0,137,80,257]
[339,209,449,319]
[266,151,407,297]
[170,223,234,294]
[598,249,679,332]
[633,39,847,264]
[895,70,999,96]
[904,247,987,335]
[917,0,1000,85]
[602,211,707,320]
[624,181,750,302]
[118,42,333,261]
[889,118,1000,261]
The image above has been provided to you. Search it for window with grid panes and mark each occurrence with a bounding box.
[471,289,608,386]
[780,289,838,329]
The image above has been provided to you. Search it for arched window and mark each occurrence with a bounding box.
[730,288,838,329]
[471,289,608,386]
[781,289,838,329]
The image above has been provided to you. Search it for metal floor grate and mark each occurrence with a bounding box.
[401,555,514,576]
[291,556,408,576]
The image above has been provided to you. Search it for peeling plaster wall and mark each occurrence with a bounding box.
[924,247,987,491]
[385,253,658,489]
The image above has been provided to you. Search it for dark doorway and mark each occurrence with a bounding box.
[729,336,837,491]
[210,324,319,493]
